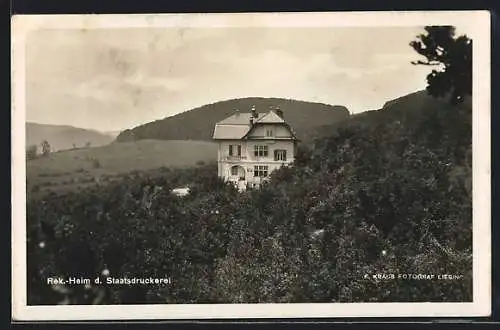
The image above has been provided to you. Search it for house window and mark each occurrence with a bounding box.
[229,145,241,156]
[266,128,274,137]
[254,165,268,177]
[231,166,239,176]
[254,145,268,157]
[274,149,287,161]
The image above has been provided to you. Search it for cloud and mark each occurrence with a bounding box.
[298,52,401,80]
[124,73,189,92]
[25,26,432,131]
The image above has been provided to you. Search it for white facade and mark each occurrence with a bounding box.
[213,110,297,191]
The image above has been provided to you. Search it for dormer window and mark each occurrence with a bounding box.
[266,128,274,137]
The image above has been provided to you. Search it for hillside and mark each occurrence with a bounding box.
[116,97,350,143]
[310,90,471,143]
[26,122,115,152]
[27,90,472,304]
[27,140,217,193]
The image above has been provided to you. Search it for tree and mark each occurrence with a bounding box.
[410,26,472,105]
[26,145,38,160]
[41,140,51,156]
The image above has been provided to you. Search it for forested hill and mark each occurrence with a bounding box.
[116,97,350,142]
[310,90,471,143]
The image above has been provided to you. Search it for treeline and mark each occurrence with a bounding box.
[26,140,96,161]
[27,92,472,304]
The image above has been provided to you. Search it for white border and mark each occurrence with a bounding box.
[11,11,491,321]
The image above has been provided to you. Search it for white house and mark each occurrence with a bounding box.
[212,106,298,191]
[171,187,191,197]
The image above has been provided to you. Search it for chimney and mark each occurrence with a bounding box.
[275,106,284,119]
[251,105,258,118]
[234,108,240,117]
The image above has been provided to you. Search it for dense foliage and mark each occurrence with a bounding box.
[410,26,472,105]
[116,97,349,143]
[27,92,472,304]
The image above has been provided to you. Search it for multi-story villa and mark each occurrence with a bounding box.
[212,106,298,190]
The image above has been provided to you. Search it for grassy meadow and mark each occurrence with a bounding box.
[26,139,218,193]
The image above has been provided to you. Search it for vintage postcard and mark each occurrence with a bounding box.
[11,11,491,320]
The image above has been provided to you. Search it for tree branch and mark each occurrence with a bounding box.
[411,60,441,66]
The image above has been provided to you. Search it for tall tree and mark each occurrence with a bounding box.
[410,26,472,105]
[41,140,51,156]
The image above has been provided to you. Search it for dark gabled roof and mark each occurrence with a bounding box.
[212,110,297,140]
[254,111,286,124]
[212,124,251,140]
[217,112,266,125]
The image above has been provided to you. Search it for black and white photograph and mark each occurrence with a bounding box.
[11,11,491,320]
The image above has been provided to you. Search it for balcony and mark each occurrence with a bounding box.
[226,155,247,161]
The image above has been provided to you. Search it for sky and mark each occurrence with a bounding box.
[26,26,439,132]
